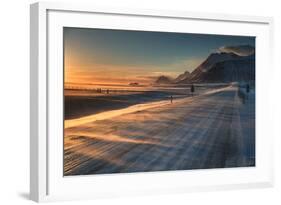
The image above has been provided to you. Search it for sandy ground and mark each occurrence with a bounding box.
[64,85,255,176]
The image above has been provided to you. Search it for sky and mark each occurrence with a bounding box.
[64,27,255,85]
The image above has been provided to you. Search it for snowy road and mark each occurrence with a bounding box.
[64,85,255,176]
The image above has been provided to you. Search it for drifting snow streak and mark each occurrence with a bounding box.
[65,100,171,129]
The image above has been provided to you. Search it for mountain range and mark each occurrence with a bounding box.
[155,45,255,84]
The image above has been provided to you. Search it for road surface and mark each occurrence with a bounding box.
[64,85,255,176]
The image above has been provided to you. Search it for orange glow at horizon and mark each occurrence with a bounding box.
[64,33,203,86]
[64,54,202,86]
[65,65,182,85]
[65,47,155,85]
[65,59,183,86]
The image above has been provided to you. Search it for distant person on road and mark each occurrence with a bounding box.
[246,84,250,93]
[190,84,195,96]
[107,89,109,94]
[170,95,173,104]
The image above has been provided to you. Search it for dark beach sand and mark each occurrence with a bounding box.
[64,90,191,120]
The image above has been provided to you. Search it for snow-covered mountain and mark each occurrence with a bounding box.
[191,54,255,83]
[176,51,255,83]
[154,45,255,85]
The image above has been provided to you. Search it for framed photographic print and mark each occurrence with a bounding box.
[30,2,274,202]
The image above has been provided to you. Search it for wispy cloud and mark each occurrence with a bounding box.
[218,45,255,56]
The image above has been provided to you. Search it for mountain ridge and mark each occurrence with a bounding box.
[176,51,255,83]
[154,46,255,85]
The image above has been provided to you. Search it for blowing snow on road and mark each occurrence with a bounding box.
[64,85,255,175]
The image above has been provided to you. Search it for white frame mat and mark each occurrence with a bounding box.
[30,2,274,202]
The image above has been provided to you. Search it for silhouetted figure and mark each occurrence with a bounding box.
[170,95,173,104]
[246,84,250,93]
[190,84,195,96]
[107,89,109,94]
[96,88,102,93]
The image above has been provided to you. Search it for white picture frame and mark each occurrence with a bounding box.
[30,2,274,202]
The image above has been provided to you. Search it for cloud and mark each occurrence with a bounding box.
[218,45,255,56]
